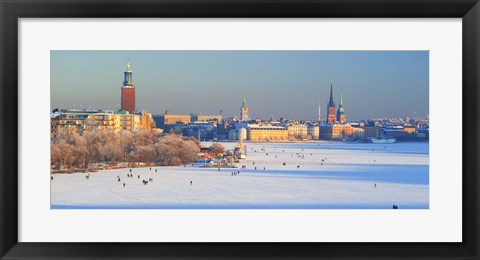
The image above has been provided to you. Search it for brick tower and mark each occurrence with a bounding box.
[121,62,135,114]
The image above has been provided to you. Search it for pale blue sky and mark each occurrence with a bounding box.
[51,51,428,121]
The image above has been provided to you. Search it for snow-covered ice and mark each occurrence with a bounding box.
[51,142,429,209]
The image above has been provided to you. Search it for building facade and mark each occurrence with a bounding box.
[51,110,95,134]
[139,110,156,130]
[287,124,308,137]
[85,111,140,132]
[162,114,192,125]
[363,124,381,138]
[193,114,223,122]
[352,127,365,140]
[320,124,353,140]
[247,125,288,142]
[51,109,146,135]
[307,124,320,140]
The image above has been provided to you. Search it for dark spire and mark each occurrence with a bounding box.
[328,81,335,107]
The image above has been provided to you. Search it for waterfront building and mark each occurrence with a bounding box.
[162,114,192,125]
[352,127,365,140]
[240,98,249,121]
[417,128,429,139]
[363,124,381,138]
[307,124,320,140]
[319,124,353,140]
[84,111,140,132]
[121,62,135,114]
[117,112,141,131]
[85,113,117,131]
[326,82,337,124]
[247,125,288,142]
[403,124,416,134]
[287,124,308,138]
[192,114,223,123]
[51,109,96,134]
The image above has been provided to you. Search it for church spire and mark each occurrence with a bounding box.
[326,81,337,124]
[328,81,335,107]
[240,98,249,121]
[338,92,345,114]
[242,98,247,108]
[337,91,346,124]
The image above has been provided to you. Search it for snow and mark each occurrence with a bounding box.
[51,142,429,209]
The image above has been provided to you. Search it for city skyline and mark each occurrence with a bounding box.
[51,50,429,121]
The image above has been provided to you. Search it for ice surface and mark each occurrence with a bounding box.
[51,142,429,209]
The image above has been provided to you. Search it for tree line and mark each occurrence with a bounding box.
[51,128,200,172]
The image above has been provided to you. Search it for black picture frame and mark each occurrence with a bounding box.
[1,0,479,259]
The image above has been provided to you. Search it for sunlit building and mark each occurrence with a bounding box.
[192,114,223,122]
[139,110,156,130]
[51,109,104,134]
[352,127,365,140]
[247,125,288,142]
[84,111,140,132]
[162,114,192,125]
[307,124,320,140]
[320,124,353,140]
[287,124,308,137]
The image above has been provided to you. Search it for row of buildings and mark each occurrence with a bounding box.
[232,122,427,142]
[51,61,428,142]
[51,109,157,134]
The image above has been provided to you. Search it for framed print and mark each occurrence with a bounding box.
[1,0,479,259]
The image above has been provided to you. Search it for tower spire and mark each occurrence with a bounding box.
[123,60,133,86]
[328,80,334,107]
[326,80,337,124]
[318,101,321,121]
[240,98,249,121]
[337,91,346,124]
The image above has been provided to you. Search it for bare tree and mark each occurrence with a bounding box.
[51,127,200,170]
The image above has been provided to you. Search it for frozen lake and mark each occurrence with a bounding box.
[51,141,429,209]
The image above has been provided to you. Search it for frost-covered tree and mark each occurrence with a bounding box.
[51,127,200,171]
[210,143,225,156]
